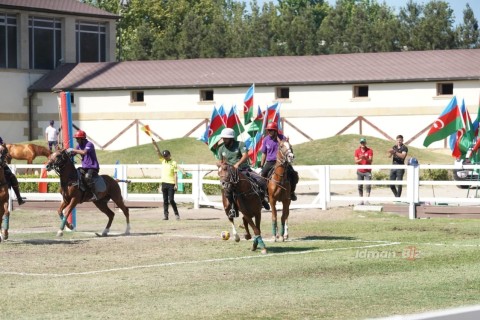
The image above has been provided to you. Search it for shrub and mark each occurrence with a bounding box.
[421,169,450,181]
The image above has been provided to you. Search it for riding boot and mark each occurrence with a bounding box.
[12,185,25,205]
[89,183,98,201]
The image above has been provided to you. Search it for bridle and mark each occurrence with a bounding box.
[219,163,239,192]
[276,140,295,166]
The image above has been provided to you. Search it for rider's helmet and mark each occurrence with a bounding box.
[162,150,171,157]
[220,128,235,139]
[266,122,278,131]
[74,130,87,139]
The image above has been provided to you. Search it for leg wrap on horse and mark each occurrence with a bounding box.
[3,215,9,230]
[272,220,277,236]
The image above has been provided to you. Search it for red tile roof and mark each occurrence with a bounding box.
[0,0,118,19]
[29,49,480,92]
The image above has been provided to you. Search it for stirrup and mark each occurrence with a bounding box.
[17,197,26,205]
[290,193,297,201]
[262,199,270,210]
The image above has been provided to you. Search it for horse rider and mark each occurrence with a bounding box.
[259,122,299,201]
[216,128,270,218]
[67,130,100,201]
[0,137,26,205]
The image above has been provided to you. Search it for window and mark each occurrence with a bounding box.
[131,91,144,103]
[276,87,290,99]
[200,90,214,101]
[70,93,75,105]
[0,13,17,69]
[29,16,62,70]
[437,83,453,96]
[353,85,369,98]
[76,21,106,62]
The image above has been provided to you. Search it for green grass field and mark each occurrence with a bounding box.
[1,205,479,319]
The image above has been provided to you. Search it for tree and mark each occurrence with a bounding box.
[456,4,479,49]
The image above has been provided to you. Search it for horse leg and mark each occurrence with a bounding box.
[57,201,74,231]
[57,200,78,237]
[229,217,240,242]
[269,195,278,242]
[279,199,291,242]
[243,216,252,240]
[1,206,9,241]
[111,194,130,235]
[244,214,267,254]
[94,201,115,236]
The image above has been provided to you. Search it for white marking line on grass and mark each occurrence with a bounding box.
[0,242,400,278]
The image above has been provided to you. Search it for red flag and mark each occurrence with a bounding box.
[423,97,463,147]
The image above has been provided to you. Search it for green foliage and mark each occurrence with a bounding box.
[421,169,451,181]
[85,0,477,61]
[372,170,390,181]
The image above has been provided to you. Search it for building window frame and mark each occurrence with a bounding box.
[436,83,454,96]
[0,12,17,69]
[275,87,290,100]
[28,16,62,70]
[76,21,107,63]
[200,89,214,102]
[353,85,369,98]
[131,91,145,103]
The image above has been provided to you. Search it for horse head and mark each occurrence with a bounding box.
[217,161,238,193]
[278,140,295,164]
[46,149,70,172]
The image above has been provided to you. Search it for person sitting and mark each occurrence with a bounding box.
[0,137,26,205]
[259,122,298,201]
[67,130,100,201]
[216,128,270,218]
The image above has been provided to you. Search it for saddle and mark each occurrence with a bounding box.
[76,168,107,194]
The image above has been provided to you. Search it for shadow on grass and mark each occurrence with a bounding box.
[266,246,319,253]
[15,239,83,245]
[185,218,220,221]
[297,235,357,241]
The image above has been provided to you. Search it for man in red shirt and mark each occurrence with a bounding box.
[354,138,373,205]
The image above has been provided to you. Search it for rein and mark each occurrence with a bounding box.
[221,165,257,197]
[269,142,292,190]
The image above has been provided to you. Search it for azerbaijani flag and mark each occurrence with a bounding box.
[208,107,226,154]
[247,106,265,137]
[243,84,254,124]
[246,131,264,168]
[217,104,227,126]
[226,105,245,137]
[451,99,474,158]
[423,96,463,147]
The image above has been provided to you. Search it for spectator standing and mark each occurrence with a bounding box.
[354,138,373,205]
[388,135,408,197]
[45,120,59,152]
[160,150,180,220]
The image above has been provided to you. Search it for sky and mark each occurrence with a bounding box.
[258,0,480,26]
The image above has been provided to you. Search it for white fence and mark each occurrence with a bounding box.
[8,163,480,220]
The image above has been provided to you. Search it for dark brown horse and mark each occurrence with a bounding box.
[45,149,130,237]
[267,140,295,241]
[217,161,267,254]
[0,147,10,242]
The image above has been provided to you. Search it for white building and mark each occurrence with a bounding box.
[2,1,480,150]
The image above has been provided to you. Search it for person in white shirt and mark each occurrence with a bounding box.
[45,120,59,152]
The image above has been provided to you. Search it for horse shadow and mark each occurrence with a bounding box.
[13,239,83,245]
[297,235,357,241]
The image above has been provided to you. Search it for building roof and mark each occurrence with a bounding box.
[29,49,480,92]
[0,0,119,19]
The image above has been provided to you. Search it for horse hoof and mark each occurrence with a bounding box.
[271,236,277,242]
[57,230,64,237]
[261,248,267,255]
[234,234,240,242]
[244,234,252,241]
[284,234,289,241]
[1,230,8,241]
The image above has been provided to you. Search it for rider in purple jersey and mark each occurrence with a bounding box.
[68,130,100,201]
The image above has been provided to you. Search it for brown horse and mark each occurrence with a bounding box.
[0,147,10,242]
[45,149,130,237]
[217,161,266,254]
[267,140,295,242]
[6,143,51,164]
[6,143,51,174]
